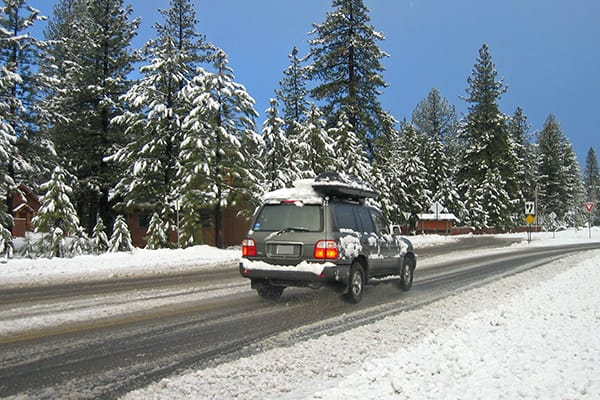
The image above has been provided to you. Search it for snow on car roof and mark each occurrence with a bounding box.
[262,179,324,204]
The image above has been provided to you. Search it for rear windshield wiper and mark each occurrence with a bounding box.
[275,227,310,235]
[265,227,310,241]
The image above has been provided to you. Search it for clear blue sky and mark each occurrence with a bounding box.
[30,0,600,168]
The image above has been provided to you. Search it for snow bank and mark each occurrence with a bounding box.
[0,245,240,288]
[308,257,600,400]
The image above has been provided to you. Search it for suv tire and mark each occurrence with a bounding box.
[346,261,365,304]
[399,257,414,291]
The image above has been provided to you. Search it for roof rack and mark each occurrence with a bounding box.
[312,172,378,200]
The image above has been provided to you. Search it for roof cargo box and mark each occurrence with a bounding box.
[312,172,378,200]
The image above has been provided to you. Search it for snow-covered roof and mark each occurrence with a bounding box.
[417,213,460,222]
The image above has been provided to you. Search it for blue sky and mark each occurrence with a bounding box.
[30,0,599,168]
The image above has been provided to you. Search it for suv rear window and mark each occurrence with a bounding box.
[252,204,323,232]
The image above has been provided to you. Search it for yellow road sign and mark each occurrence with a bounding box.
[525,214,535,225]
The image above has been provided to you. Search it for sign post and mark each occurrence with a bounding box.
[525,201,536,243]
[584,202,595,238]
[430,201,445,234]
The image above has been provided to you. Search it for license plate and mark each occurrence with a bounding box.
[276,245,295,255]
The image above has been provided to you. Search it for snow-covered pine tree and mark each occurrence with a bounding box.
[328,111,372,184]
[108,214,133,252]
[506,107,536,219]
[536,114,584,226]
[144,212,168,250]
[69,226,92,256]
[0,0,50,193]
[561,143,585,227]
[297,103,336,178]
[411,88,463,218]
[91,214,109,253]
[583,147,600,225]
[458,43,513,229]
[372,127,408,225]
[31,165,80,257]
[42,0,139,234]
[276,46,309,181]
[307,0,392,155]
[0,91,19,234]
[108,0,210,239]
[395,122,431,218]
[262,98,291,191]
[178,49,260,248]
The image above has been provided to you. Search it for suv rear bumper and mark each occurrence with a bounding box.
[239,259,350,287]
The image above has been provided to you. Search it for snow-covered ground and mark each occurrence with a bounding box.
[2,229,600,399]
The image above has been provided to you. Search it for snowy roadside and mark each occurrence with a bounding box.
[120,231,600,400]
[0,245,241,288]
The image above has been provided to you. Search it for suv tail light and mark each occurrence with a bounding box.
[314,240,339,260]
[242,238,257,257]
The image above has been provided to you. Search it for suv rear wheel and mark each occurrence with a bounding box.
[346,261,365,304]
[399,257,414,291]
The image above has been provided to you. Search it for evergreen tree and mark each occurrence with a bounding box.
[0,0,46,232]
[507,107,536,207]
[458,44,514,228]
[411,88,462,217]
[69,226,92,256]
[91,214,109,253]
[372,127,408,225]
[307,0,392,154]
[31,165,80,257]
[262,98,291,190]
[276,46,310,183]
[109,0,210,237]
[297,103,336,177]
[562,144,585,227]
[583,147,600,224]
[144,211,168,249]
[536,114,583,226]
[396,122,431,217]
[108,214,133,252]
[276,45,309,132]
[41,0,139,234]
[178,49,260,248]
[328,111,372,183]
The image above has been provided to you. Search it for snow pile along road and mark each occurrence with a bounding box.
[122,248,600,400]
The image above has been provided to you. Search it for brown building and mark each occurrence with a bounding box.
[416,213,460,235]
[12,184,41,237]
[127,206,251,248]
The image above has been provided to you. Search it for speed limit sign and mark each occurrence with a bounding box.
[525,201,535,215]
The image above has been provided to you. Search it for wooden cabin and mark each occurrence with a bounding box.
[12,184,41,237]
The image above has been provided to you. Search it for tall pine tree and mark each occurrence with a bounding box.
[109,0,209,237]
[0,0,47,232]
[262,98,291,191]
[178,49,261,248]
[458,44,514,228]
[42,0,139,234]
[536,114,584,226]
[583,147,600,225]
[411,88,463,217]
[307,0,392,155]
